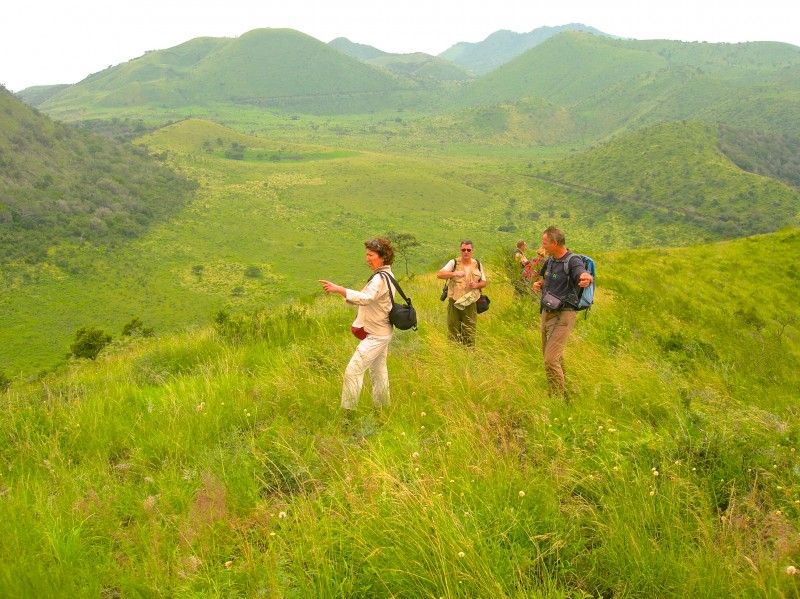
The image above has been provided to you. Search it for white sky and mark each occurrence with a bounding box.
[3,0,799,92]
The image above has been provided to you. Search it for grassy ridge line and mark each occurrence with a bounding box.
[0,230,797,596]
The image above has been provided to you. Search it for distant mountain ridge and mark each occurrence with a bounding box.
[329,37,472,83]
[439,23,609,75]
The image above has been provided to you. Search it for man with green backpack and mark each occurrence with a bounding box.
[532,226,595,398]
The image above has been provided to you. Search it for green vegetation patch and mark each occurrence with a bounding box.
[212,142,358,162]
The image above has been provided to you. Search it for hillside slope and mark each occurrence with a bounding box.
[534,121,800,238]
[15,84,71,106]
[0,85,196,263]
[0,229,798,596]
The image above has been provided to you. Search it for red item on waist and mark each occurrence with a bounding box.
[351,326,368,340]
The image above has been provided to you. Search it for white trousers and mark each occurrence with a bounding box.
[341,334,392,410]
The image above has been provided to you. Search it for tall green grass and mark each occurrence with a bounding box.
[1,230,798,596]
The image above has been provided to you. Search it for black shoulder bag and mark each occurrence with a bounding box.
[378,272,418,331]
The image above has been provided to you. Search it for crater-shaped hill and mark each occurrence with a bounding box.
[460,32,800,138]
[535,121,800,238]
[39,29,413,116]
[0,85,196,264]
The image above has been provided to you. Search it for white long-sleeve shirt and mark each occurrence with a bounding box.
[345,266,396,336]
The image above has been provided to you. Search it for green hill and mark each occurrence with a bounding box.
[39,29,416,116]
[0,85,196,264]
[15,84,72,106]
[0,228,798,596]
[439,23,609,75]
[533,121,800,238]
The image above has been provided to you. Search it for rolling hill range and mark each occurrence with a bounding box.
[36,29,424,117]
[460,32,800,139]
[0,85,196,264]
[439,23,608,75]
[0,228,798,596]
[532,121,800,238]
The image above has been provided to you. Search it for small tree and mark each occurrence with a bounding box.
[385,231,420,278]
[70,327,112,360]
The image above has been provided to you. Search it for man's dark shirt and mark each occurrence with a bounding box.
[539,251,587,310]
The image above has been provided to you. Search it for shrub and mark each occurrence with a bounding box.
[69,327,112,360]
[0,371,10,391]
[122,317,154,337]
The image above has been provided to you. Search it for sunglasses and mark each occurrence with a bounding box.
[460,248,473,252]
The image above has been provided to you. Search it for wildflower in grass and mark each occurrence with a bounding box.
[224,560,234,569]
[519,490,525,498]
[652,470,659,477]
[786,566,798,575]
[412,452,420,459]
[458,551,465,558]
[447,441,452,446]
[649,489,655,496]
[278,511,287,519]
[421,411,426,417]
[270,532,276,537]
[196,402,205,412]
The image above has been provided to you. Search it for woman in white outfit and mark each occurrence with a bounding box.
[319,238,396,412]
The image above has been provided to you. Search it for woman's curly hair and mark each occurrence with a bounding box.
[364,237,394,265]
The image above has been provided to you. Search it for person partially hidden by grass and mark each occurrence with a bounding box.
[532,226,593,399]
[319,237,397,418]
[437,239,487,347]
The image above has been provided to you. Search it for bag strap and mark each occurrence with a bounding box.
[378,271,412,306]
